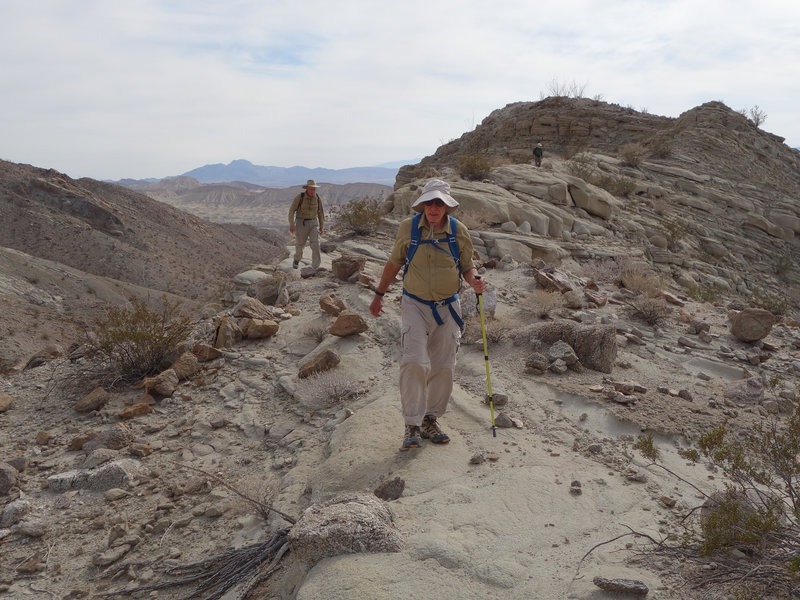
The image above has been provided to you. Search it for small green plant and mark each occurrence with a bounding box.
[456,154,492,181]
[595,173,636,197]
[90,295,192,386]
[566,154,596,181]
[751,287,789,316]
[686,283,726,303]
[329,196,383,235]
[633,432,660,461]
[775,255,792,278]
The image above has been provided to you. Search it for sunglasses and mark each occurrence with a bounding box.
[423,199,446,207]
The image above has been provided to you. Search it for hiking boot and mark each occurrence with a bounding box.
[401,424,421,450]
[292,259,299,269]
[421,415,450,444]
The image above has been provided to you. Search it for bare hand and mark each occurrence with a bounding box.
[369,295,384,318]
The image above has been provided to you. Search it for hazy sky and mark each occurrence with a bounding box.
[2,0,798,181]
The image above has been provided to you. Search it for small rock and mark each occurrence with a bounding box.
[74,387,110,413]
[374,477,405,501]
[469,453,486,465]
[118,402,153,419]
[92,544,132,567]
[0,462,18,495]
[592,576,649,595]
[104,488,130,502]
[494,413,515,428]
[0,393,12,412]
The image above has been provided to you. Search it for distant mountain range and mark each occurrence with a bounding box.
[170,159,416,188]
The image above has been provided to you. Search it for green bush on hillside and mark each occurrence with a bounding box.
[90,295,191,386]
[329,196,383,235]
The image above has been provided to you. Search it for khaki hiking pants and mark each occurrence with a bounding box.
[399,294,462,427]
[294,218,321,269]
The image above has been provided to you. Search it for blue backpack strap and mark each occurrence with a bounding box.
[403,213,423,278]
[447,216,461,278]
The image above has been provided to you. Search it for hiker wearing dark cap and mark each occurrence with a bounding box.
[288,179,325,269]
[533,142,544,167]
[370,179,486,450]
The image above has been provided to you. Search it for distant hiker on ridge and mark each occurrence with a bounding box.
[288,179,325,270]
[370,179,487,450]
[533,142,544,167]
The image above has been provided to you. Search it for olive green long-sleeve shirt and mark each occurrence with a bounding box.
[288,192,325,228]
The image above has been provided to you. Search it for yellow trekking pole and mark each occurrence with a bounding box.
[475,277,496,437]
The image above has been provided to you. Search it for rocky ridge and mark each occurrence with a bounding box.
[1,97,800,599]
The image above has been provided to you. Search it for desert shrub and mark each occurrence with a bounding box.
[456,154,492,181]
[633,432,660,462]
[619,262,665,297]
[647,135,674,159]
[658,218,689,252]
[686,283,726,303]
[329,196,383,235]
[542,77,587,99]
[595,173,636,197]
[462,313,516,344]
[774,255,792,278]
[578,257,622,284]
[689,411,800,560]
[624,296,671,327]
[566,154,596,181]
[302,321,329,343]
[751,287,789,316]
[738,105,768,127]
[296,370,362,407]
[620,143,646,168]
[89,295,192,386]
[526,288,565,318]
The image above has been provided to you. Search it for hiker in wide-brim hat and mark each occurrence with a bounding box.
[289,180,325,270]
[369,178,487,450]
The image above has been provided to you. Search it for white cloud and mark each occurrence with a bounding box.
[1,0,798,179]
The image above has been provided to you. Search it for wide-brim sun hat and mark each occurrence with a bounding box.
[411,179,459,213]
[302,179,319,189]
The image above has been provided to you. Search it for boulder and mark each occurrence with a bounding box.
[320,294,347,316]
[0,393,12,413]
[329,312,369,337]
[169,352,200,380]
[142,369,179,397]
[730,308,776,342]
[299,349,341,379]
[242,318,280,339]
[0,462,18,495]
[213,315,243,348]
[288,492,402,564]
[231,296,274,320]
[250,271,288,306]
[525,320,616,373]
[331,254,366,280]
[192,343,222,362]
